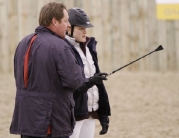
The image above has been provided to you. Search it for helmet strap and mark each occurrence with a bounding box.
[70,25,74,37]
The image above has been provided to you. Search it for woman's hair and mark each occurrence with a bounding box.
[39,2,67,26]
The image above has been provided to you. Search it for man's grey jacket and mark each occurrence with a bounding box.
[10,26,84,137]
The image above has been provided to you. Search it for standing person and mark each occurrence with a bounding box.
[65,8,111,138]
[10,2,84,138]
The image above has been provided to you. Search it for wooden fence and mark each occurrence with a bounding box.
[0,0,179,73]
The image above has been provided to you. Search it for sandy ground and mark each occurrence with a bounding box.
[0,72,179,138]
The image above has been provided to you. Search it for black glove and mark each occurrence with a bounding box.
[99,116,109,135]
[89,73,107,85]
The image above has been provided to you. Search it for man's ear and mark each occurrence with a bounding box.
[52,18,58,27]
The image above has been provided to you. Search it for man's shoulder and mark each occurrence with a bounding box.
[38,34,71,54]
[20,33,36,42]
[17,33,36,48]
[42,33,67,45]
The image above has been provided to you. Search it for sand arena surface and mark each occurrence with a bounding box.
[0,72,179,138]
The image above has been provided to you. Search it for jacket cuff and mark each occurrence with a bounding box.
[99,115,109,126]
[86,78,95,88]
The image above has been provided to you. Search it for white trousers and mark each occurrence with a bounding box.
[70,117,95,138]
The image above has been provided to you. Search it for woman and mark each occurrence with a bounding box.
[65,8,111,138]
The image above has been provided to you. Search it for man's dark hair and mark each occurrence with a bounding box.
[39,2,67,26]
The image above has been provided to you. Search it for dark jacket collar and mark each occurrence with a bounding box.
[35,26,62,39]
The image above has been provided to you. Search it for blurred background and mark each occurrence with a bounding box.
[0,0,179,138]
[0,0,179,73]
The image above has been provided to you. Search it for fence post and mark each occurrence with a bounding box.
[0,0,9,73]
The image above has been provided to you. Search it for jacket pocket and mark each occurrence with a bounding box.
[15,96,52,134]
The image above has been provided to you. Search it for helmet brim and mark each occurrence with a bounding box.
[76,23,94,28]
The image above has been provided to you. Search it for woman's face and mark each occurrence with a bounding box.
[72,26,87,42]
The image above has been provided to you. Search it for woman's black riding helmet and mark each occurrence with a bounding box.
[68,8,93,36]
[68,7,93,28]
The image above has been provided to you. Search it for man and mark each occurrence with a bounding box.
[10,2,84,138]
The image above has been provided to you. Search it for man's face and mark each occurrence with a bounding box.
[54,9,70,39]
